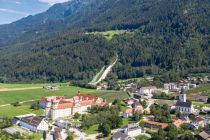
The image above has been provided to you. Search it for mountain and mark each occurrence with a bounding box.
[0,0,209,83]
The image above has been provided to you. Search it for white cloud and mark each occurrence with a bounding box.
[15,1,22,4]
[0,8,29,16]
[38,0,71,5]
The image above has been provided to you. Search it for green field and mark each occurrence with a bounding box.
[187,84,210,96]
[0,84,128,118]
[0,83,51,89]
[0,85,101,105]
[87,30,132,40]
[0,103,44,118]
[88,91,129,102]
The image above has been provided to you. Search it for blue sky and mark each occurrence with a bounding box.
[0,0,71,25]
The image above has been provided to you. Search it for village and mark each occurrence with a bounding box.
[0,76,210,140]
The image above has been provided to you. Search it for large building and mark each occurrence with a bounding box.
[176,88,194,114]
[40,94,110,120]
[13,114,49,133]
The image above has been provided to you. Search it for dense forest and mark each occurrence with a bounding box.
[0,0,209,83]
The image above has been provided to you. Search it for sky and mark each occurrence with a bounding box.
[0,0,71,25]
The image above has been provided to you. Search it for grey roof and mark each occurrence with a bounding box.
[176,101,192,108]
[21,116,43,127]
[112,132,129,139]
[197,131,210,139]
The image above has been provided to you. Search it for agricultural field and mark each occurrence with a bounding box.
[0,84,100,105]
[0,83,128,117]
[87,30,133,40]
[187,84,210,96]
[0,103,44,118]
[0,83,49,89]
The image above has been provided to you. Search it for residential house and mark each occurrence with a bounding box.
[123,103,143,118]
[191,116,205,129]
[124,98,136,105]
[15,115,49,133]
[173,119,184,128]
[112,131,132,140]
[139,86,157,95]
[124,123,142,137]
[164,83,178,92]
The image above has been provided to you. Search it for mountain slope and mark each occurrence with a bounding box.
[0,0,209,83]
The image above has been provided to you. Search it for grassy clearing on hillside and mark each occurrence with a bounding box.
[90,66,105,83]
[187,84,210,96]
[87,30,132,40]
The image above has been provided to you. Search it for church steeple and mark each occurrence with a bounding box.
[179,87,186,102]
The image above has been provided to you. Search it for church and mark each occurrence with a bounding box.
[176,88,194,114]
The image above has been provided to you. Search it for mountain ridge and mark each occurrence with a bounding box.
[0,0,209,83]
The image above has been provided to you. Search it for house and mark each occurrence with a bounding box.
[139,86,157,95]
[173,119,183,128]
[144,120,168,129]
[123,108,133,118]
[112,131,132,140]
[179,115,190,123]
[15,115,49,133]
[176,88,194,114]
[124,123,142,137]
[164,83,178,92]
[41,94,110,120]
[124,98,136,105]
[196,131,210,140]
[191,116,205,128]
[123,103,143,118]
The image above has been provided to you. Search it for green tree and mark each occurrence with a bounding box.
[43,131,47,140]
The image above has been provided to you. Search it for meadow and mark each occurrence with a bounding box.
[0,83,128,117]
[187,84,210,96]
[87,30,133,40]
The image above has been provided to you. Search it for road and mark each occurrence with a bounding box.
[69,128,85,140]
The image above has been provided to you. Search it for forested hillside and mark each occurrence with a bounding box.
[0,0,209,83]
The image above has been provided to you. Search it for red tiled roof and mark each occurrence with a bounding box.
[42,94,108,110]
[57,102,74,109]
[125,108,133,114]
[144,120,168,129]
[173,119,183,128]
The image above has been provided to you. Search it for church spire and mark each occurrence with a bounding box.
[179,87,186,102]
